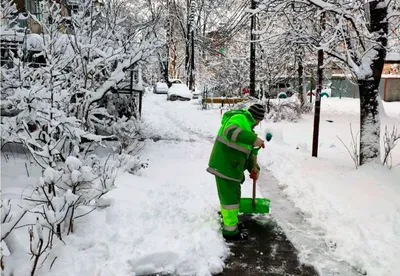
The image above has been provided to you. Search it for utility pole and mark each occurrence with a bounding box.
[311,12,325,157]
[249,0,256,97]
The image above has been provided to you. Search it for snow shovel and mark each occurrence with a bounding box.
[239,146,270,214]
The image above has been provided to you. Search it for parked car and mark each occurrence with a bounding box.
[268,82,296,98]
[153,82,169,94]
[167,83,193,101]
[169,78,183,84]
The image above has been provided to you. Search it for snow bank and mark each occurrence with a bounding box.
[38,141,227,276]
[257,97,400,275]
[258,138,400,275]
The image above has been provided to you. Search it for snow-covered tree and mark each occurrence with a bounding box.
[257,0,400,165]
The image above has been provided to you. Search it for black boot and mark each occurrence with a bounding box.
[223,230,249,241]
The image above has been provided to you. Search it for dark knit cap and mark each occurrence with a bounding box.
[248,104,266,120]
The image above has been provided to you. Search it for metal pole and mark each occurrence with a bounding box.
[312,12,326,157]
[312,49,324,157]
[139,89,143,118]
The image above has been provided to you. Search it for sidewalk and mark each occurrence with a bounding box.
[218,214,318,276]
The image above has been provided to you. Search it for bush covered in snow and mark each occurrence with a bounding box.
[265,96,302,123]
[1,0,160,159]
[1,154,117,275]
[232,95,311,123]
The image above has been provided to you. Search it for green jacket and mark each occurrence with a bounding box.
[207,109,260,183]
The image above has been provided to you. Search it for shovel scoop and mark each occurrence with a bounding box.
[239,144,271,214]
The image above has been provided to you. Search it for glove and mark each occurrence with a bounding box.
[253,137,265,148]
[250,168,260,180]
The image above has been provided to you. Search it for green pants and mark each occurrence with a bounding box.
[215,176,241,236]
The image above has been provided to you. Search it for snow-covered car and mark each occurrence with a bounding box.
[169,78,183,84]
[153,82,169,94]
[167,83,193,101]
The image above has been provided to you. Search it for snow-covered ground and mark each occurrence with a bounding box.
[257,98,400,276]
[142,94,400,275]
[45,140,227,276]
[2,93,399,276]
[1,145,228,275]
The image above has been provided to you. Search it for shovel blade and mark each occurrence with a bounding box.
[239,197,270,214]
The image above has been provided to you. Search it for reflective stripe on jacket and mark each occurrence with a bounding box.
[207,109,258,182]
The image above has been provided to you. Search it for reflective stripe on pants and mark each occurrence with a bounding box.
[221,204,240,210]
[223,224,238,231]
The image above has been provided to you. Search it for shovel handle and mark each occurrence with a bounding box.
[252,153,258,208]
[252,179,256,207]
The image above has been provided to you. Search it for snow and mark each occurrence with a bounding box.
[155,82,169,93]
[140,95,400,275]
[37,141,227,276]
[65,156,82,171]
[25,34,44,51]
[386,52,400,61]
[256,97,400,275]
[2,93,400,276]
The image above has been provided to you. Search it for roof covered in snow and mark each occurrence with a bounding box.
[386,52,400,62]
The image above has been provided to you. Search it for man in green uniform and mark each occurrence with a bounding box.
[207,103,266,241]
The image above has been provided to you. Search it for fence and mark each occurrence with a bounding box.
[330,75,400,102]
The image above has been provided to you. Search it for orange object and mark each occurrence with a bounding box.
[383,78,388,101]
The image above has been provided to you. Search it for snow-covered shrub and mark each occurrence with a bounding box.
[1,194,29,275]
[1,155,115,275]
[337,124,360,169]
[24,155,116,238]
[108,119,143,154]
[114,153,149,174]
[382,126,400,168]
[265,96,302,122]
[2,0,160,161]
[1,153,117,275]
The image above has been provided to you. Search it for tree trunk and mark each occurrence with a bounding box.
[358,0,388,165]
[170,39,177,78]
[163,0,171,87]
[359,80,380,164]
[169,18,176,78]
[189,29,195,90]
[249,0,256,97]
[185,0,190,85]
[297,54,304,107]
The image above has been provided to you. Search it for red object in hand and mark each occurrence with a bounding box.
[250,169,258,179]
[261,143,265,148]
